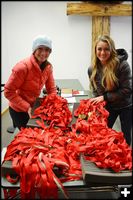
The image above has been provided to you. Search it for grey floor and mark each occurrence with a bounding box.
[1,109,121,199]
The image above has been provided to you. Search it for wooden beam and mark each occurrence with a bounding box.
[67,3,132,16]
[91,16,110,60]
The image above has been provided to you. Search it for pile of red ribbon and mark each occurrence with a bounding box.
[3,96,132,199]
[73,99,132,172]
[3,127,82,199]
[74,99,109,126]
[32,94,72,129]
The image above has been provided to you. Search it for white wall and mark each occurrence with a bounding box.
[1,1,132,112]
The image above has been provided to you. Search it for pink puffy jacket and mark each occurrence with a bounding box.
[4,54,57,112]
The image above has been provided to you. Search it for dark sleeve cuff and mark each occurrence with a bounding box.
[103,92,108,101]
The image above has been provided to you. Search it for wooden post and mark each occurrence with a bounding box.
[92,16,110,60]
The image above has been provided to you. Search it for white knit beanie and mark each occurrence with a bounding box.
[32,35,52,52]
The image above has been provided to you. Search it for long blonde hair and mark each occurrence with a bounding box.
[90,35,119,91]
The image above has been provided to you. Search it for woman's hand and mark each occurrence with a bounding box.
[28,107,32,118]
[89,95,104,104]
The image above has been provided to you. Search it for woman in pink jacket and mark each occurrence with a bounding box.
[4,35,57,129]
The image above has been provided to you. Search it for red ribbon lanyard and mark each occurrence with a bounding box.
[3,97,132,199]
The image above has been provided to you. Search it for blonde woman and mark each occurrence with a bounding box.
[88,35,132,146]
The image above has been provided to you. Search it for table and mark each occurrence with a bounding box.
[1,142,119,199]
[39,79,86,97]
[55,79,84,90]
[1,79,124,199]
[27,79,91,128]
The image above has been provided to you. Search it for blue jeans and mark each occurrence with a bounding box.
[106,105,132,146]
